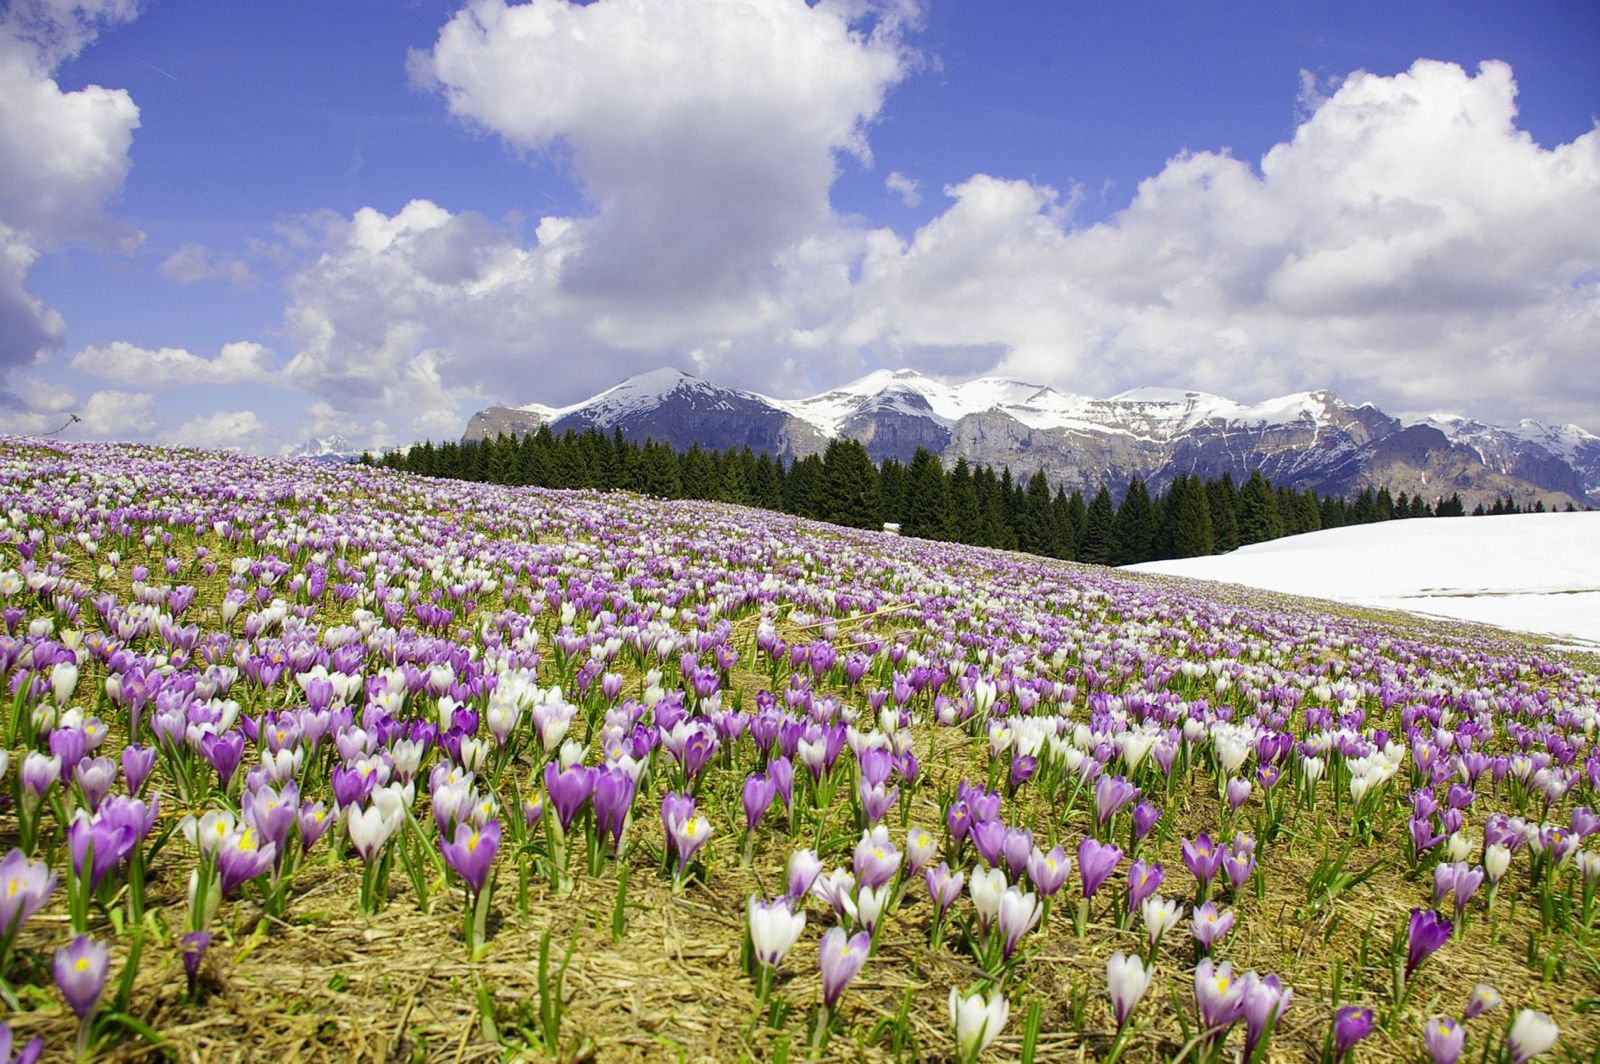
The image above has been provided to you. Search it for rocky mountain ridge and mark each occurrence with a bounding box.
[463,368,1599,509]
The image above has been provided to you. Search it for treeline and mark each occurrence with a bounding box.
[368,427,1484,565]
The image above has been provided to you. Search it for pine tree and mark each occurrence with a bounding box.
[1111,477,1156,564]
[948,458,979,542]
[1020,470,1054,554]
[785,454,825,518]
[820,438,881,528]
[1375,486,1395,521]
[751,453,783,511]
[903,447,952,540]
[1207,474,1239,552]
[1050,486,1076,560]
[877,458,909,525]
[640,440,682,497]
[680,443,718,499]
[1167,474,1215,558]
[1079,485,1116,565]
[1236,470,1283,545]
[716,451,750,504]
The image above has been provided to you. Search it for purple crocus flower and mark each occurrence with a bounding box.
[181,931,212,997]
[1333,1006,1375,1061]
[786,849,823,902]
[1131,801,1161,842]
[1222,849,1256,892]
[971,818,1007,869]
[1193,958,1245,1031]
[1094,774,1139,825]
[53,934,109,1019]
[1405,908,1452,978]
[200,730,245,787]
[926,861,964,918]
[768,755,794,810]
[1451,865,1485,921]
[243,783,299,857]
[0,1022,44,1063]
[68,817,135,890]
[857,780,898,825]
[742,772,777,833]
[121,744,157,796]
[1423,1017,1465,1064]
[298,801,333,851]
[1241,973,1292,1059]
[1000,827,1034,881]
[74,757,117,812]
[1127,859,1164,912]
[1026,845,1072,897]
[1190,902,1235,951]
[1225,777,1252,812]
[591,768,636,849]
[441,819,501,895]
[818,926,871,1007]
[852,829,901,890]
[217,828,276,895]
[544,762,596,832]
[0,849,56,934]
[1078,838,1123,899]
[1182,833,1224,893]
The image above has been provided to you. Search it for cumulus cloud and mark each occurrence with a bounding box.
[160,243,258,288]
[286,21,1597,438]
[851,60,1600,425]
[79,388,156,438]
[0,0,140,378]
[414,0,906,305]
[885,170,921,206]
[273,0,914,435]
[71,340,278,389]
[163,409,275,453]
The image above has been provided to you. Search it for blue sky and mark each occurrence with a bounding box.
[2,0,1597,451]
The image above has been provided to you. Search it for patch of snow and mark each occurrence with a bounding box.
[1127,511,1600,647]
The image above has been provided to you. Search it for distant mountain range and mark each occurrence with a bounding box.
[463,368,1600,509]
[285,434,363,463]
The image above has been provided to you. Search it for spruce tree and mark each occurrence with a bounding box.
[1207,473,1239,552]
[785,454,825,518]
[1021,470,1054,554]
[948,458,979,543]
[1168,474,1215,558]
[1050,486,1076,560]
[820,438,882,528]
[1111,477,1156,564]
[641,440,682,497]
[1236,470,1284,544]
[1079,485,1116,565]
[716,451,750,504]
[751,453,783,510]
[903,447,952,540]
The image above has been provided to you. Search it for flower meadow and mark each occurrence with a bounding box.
[0,438,1594,1062]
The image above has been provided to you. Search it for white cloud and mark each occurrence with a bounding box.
[71,340,277,389]
[0,0,139,380]
[79,389,156,438]
[885,170,921,207]
[275,0,914,432]
[280,37,1597,438]
[163,409,275,453]
[160,243,258,288]
[850,60,1600,425]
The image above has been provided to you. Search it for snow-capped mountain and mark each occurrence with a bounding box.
[1414,414,1600,503]
[463,368,1595,508]
[285,434,364,463]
